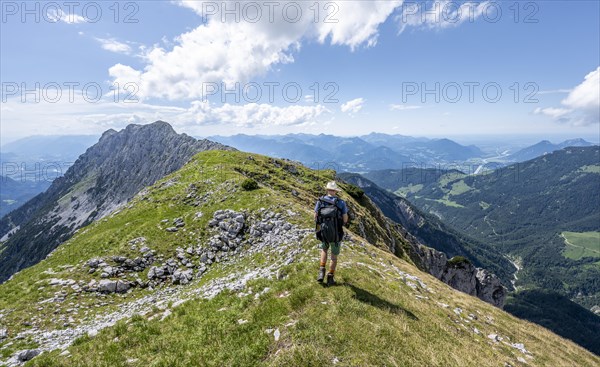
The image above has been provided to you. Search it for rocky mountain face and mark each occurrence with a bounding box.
[412,246,506,308]
[0,121,232,283]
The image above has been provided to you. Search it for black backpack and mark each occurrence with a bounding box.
[316,196,343,243]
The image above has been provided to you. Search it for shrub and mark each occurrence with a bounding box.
[345,184,365,199]
[241,178,259,191]
[447,256,471,268]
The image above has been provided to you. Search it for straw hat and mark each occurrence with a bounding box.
[325,181,340,191]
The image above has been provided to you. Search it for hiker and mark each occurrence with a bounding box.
[314,181,349,286]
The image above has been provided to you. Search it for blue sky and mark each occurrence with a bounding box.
[1,1,599,144]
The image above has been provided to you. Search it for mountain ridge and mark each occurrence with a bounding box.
[508,138,595,162]
[0,149,597,366]
[0,121,232,283]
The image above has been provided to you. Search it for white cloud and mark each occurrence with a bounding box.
[341,98,364,114]
[107,1,496,101]
[562,67,600,111]
[390,104,422,111]
[0,91,328,141]
[316,1,403,50]
[96,38,132,54]
[533,107,571,119]
[182,101,328,127]
[46,9,86,24]
[110,1,406,100]
[535,67,600,126]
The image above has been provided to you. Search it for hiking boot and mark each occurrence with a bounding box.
[326,273,335,286]
[317,267,326,283]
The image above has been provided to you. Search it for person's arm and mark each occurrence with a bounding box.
[341,201,349,225]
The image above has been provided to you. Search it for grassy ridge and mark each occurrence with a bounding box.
[0,150,598,366]
[27,240,600,367]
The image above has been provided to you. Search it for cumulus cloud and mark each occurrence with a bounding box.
[562,68,600,111]
[535,67,599,126]
[341,98,364,114]
[182,101,328,127]
[106,1,497,101]
[110,1,406,100]
[0,90,328,140]
[96,38,132,54]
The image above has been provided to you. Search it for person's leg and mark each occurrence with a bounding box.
[317,246,328,282]
[320,249,328,267]
[329,253,337,274]
[326,243,340,285]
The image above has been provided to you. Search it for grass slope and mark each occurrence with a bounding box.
[0,151,598,366]
[562,231,600,260]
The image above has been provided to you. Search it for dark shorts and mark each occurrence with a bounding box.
[319,242,341,256]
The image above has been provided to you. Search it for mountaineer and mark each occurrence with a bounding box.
[314,181,349,286]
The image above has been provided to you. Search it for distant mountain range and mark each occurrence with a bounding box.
[208,134,485,171]
[1,134,100,163]
[0,121,232,283]
[1,132,595,219]
[507,138,595,162]
[364,146,600,310]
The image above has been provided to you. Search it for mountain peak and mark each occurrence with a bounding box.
[99,128,117,141]
[0,122,231,283]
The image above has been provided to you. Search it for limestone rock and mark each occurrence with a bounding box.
[16,349,41,362]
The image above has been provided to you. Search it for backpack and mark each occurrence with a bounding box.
[316,196,343,243]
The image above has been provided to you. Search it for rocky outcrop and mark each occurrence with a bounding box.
[16,350,40,362]
[413,245,507,308]
[97,279,131,294]
[0,121,233,283]
[80,209,308,293]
